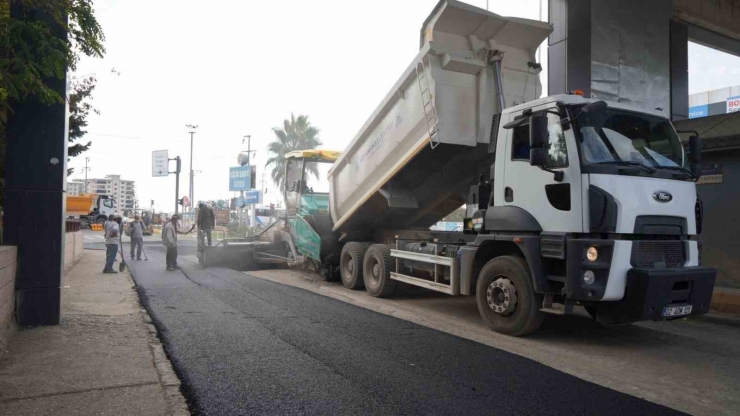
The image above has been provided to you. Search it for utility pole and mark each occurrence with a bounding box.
[186,124,199,223]
[239,135,256,229]
[171,156,182,215]
[83,157,91,193]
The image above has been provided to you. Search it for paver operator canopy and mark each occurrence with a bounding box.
[327,0,551,235]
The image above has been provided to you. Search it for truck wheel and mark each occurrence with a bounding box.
[476,255,544,336]
[80,218,90,229]
[96,217,106,225]
[340,242,369,290]
[363,244,396,298]
[584,305,598,320]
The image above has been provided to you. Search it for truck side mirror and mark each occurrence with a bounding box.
[530,148,547,167]
[581,100,607,115]
[529,114,548,149]
[689,135,702,165]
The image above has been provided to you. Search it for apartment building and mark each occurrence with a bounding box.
[67,179,86,196]
[67,175,137,213]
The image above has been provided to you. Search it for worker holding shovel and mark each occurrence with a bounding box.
[103,214,121,274]
[128,214,146,261]
[162,214,195,271]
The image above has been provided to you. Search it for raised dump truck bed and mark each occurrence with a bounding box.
[328,0,550,235]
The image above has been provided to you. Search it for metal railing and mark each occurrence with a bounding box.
[66,219,81,233]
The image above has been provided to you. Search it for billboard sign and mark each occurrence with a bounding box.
[688,105,708,119]
[697,164,723,185]
[214,209,230,225]
[727,96,740,114]
[229,165,251,191]
[152,150,169,177]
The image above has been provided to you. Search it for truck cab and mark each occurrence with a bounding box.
[457,93,715,334]
[283,150,342,264]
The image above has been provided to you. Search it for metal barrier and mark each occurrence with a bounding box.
[65,219,81,233]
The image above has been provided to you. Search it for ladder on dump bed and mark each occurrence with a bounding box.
[416,56,441,149]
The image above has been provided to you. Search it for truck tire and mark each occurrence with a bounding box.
[340,242,369,290]
[80,217,90,229]
[96,217,106,225]
[476,255,544,336]
[363,244,397,298]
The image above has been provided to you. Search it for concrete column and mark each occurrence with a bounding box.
[670,20,689,121]
[548,0,592,96]
[3,4,67,325]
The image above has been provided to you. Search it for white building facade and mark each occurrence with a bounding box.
[67,175,137,213]
[67,179,86,196]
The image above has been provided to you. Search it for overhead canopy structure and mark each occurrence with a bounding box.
[674,113,740,152]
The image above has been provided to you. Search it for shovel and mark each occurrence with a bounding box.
[119,238,127,272]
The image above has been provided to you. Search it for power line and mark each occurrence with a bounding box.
[698,111,740,137]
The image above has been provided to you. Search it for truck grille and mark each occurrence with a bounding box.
[632,241,686,269]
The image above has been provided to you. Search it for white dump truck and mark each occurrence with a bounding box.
[66,193,117,228]
[204,0,716,336]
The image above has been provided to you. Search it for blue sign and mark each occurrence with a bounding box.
[235,196,246,208]
[689,105,708,119]
[243,190,262,205]
[229,166,251,191]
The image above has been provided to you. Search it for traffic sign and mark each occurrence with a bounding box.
[229,165,251,191]
[243,190,262,205]
[179,196,190,207]
[235,196,246,208]
[152,150,169,177]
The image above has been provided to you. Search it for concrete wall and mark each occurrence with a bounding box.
[697,149,740,289]
[64,231,84,271]
[0,246,18,348]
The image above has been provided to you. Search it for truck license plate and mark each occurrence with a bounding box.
[662,305,692,318]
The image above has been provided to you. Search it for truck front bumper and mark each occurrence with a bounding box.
[594,266,716,325]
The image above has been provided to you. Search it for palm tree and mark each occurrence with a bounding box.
[266,114,322,191]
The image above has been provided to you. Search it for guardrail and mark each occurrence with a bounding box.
[65,219,81,233]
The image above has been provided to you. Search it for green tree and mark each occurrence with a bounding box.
[266,114,322,191]
[67,74,98,175]
[0,0,105,107]
[0,0,105,179]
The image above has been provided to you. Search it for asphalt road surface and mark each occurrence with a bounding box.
[126,243,682,416]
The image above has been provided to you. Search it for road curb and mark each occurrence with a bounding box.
[135,293,190,415]
[711,287,740,314]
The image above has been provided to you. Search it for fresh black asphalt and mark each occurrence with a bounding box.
[128,245,683,416]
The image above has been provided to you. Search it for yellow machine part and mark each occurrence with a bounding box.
[284,149,341,163]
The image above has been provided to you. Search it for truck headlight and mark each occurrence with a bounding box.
[583,270,596,285]
[586,247,598,262]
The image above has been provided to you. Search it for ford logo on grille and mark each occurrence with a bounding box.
[653,191,672,203]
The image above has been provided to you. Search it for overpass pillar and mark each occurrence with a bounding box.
[548,0,674,115]
[3,4,68,325]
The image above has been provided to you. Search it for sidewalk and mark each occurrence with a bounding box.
[0,249,189,415]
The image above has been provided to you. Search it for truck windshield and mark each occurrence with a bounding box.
[575,108,687,172]
[304,161,331,194]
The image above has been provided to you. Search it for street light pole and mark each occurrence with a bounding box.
[83,157,91,193]
[186,124,199,223]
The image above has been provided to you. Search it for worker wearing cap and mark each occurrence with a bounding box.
[129,214,146,260]
[162,214,191,271]
[103,214,121,273]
